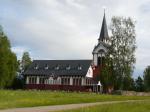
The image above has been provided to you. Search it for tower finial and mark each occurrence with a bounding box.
[102,6,106,14]
[104,8,105,14]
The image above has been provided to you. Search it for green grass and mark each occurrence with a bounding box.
[60,101,150,112]
[0,90,150,109]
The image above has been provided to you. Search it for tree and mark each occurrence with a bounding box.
[122,76,135,90]
[20,51,32,73]
[14,51,32,89]
[144,66,150,91]
[11,74,25,89]
[0,26,18,88]
[99,51,115,93]
[135,76,144,92]
[129,78,136,91]
[110,17,136,90]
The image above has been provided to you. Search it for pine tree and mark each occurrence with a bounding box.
[135,76,144,92]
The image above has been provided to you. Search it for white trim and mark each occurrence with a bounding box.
[81,77,85,86]
[70,77,73,85]
[36,76,39,84]
[26,76,29,84]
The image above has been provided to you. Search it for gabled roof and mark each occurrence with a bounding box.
[92,41,110,53]
[98,12,109,42]
[23,60,92,76]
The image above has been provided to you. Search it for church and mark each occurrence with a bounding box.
[23,12,110,92]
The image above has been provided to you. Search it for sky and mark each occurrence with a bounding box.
[0,0,150,78]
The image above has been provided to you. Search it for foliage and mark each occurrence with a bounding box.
[60,101,150,112]
[110,16,136,90]
[0,26,18,88]
[129,78,136,91]
[99,53,115,93]
[20,51,32,72]
[0,90,150,109]
[134,76,145,92]
[11,75,25,89]
[144,66,150,91]
[122,76,135,91]
[14,51,32,89]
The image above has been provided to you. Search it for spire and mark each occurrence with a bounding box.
[98,11,109,42]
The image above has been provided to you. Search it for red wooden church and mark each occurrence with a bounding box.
[23,13,110,92]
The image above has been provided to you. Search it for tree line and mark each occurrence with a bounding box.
[0,26,31,89]
[0,16,150,92]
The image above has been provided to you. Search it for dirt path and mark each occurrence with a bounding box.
[0,100,147,112]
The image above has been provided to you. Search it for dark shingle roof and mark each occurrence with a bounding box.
[23,60,92,76]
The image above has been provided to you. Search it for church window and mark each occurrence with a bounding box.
[39,77,45,84]
[73,77,82,86]
[29,76,37,84]
[61,77,70,85]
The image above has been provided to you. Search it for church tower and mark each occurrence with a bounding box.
[92,12,109,67]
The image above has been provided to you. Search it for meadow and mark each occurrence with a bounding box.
[0,90,150,109]
[60,100,150,112]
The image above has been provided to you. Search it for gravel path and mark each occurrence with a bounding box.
[0,100,147,112]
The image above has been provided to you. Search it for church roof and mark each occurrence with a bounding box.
[23,60,92,76]
[98,12,109,42]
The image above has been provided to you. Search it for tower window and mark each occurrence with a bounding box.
[98,56,105,65]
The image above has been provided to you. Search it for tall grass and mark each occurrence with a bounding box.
[0,90,150,109]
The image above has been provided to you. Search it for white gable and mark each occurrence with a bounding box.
[86,66,93,78]
[93,43,108,54]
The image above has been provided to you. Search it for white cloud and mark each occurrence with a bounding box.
[0,0,150,77]
[11,46,27,59]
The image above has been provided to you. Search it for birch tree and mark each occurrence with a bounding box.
[110,17,136,90]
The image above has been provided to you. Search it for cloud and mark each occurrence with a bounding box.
[0,0,150,77]
[11,46,27,59]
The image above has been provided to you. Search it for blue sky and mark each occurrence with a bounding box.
[0,0,150,78]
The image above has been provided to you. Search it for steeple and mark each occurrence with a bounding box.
[98,11,109,42]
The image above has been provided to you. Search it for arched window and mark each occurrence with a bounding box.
[97,49,105,65]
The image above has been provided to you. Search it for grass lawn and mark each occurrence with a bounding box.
[59,100,150,112]
[0,90,150,109]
